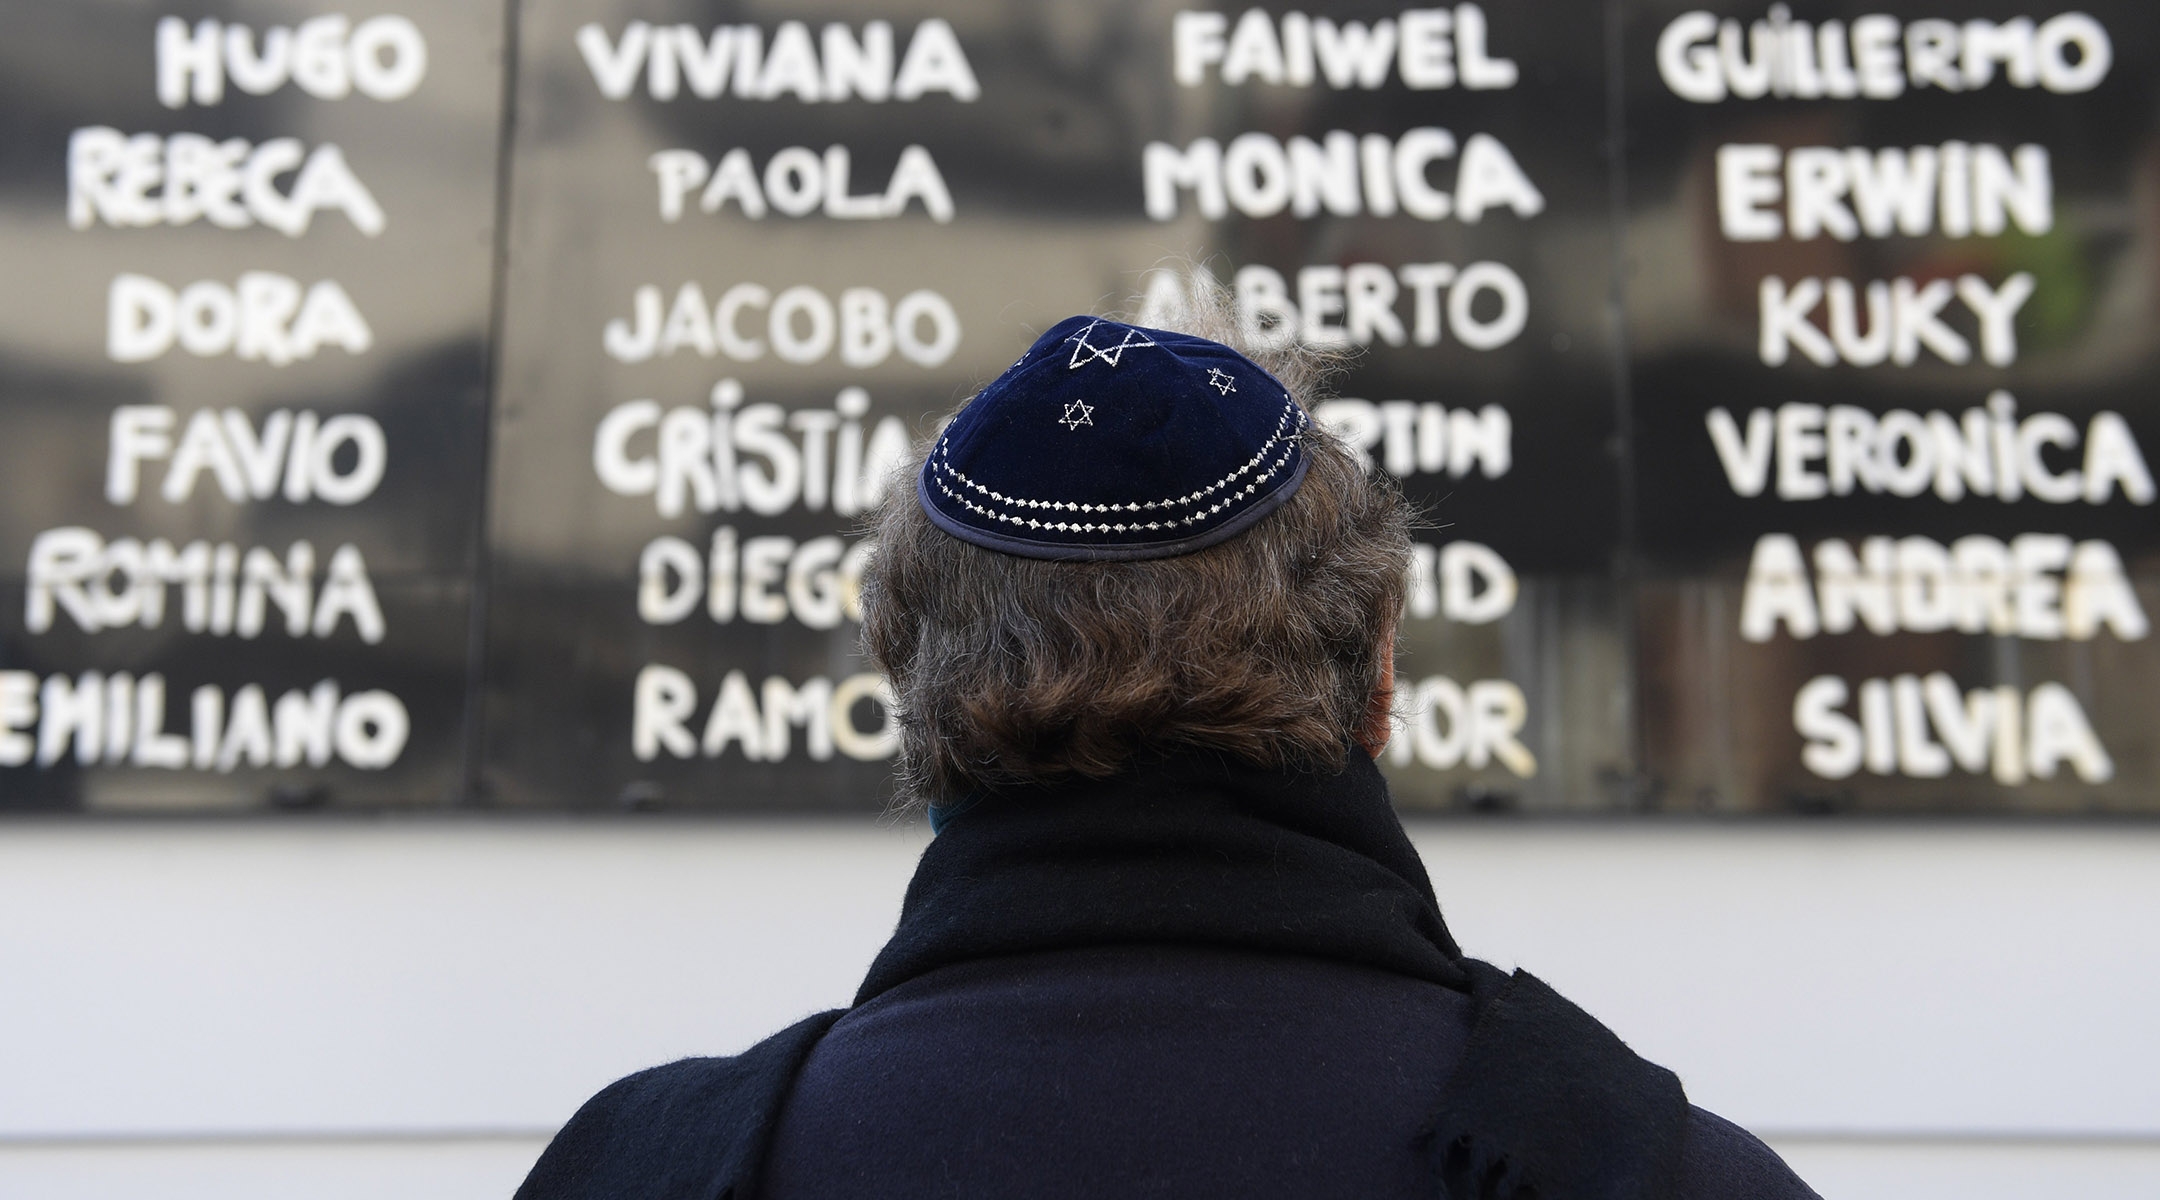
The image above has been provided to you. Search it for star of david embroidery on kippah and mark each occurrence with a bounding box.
[1206,368,1237,395]
[1065,320,1157,369]
[1059,398,1095,430]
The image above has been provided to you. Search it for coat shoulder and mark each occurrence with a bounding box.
[514,1010,843,1200]
[1680,1106,1823,1199]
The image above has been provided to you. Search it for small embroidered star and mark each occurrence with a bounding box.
[1059,398,1095,430]
[1206,368,1237,395]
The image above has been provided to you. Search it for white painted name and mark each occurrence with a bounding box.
[1740,533,2146,642]
[593,382,909,519]
[1795,674,2110,784]
[650,144,951,222]
[1718,142,2049,241]
[1385,676,1536,777]
[1173,6,1517,90]
[1705,395,2152,505]
[1144,128,1541,222]
[1314,399,1512,480]
[158,15,427,107]
[108,272,370,365]
[1234,261,1525,351]
[1406,542,1516,624]
[1660,9,2111,102]
[632,667,896,763]
[69,128,383,237]
[0,672,406,771]
[1758,272,2030,367]
[578,19,977,102]
[605,282,958,367]
[108,406,386,506]
[639,529,870,631]
[27,529,384,643]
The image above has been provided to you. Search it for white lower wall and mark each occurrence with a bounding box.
[2,818,2156,1198]
[1766,1138,2160,1200]
[1411,823,2160,1136]
[6,1135,2158,1200]
[0,1138,551,1200]
[0,820,925,1137]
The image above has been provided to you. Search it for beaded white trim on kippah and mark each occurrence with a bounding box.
[929,398,1308,536]
[930,440,1303,536]
[933,396,1305,518]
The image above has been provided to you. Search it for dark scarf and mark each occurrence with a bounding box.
[865,749,1689,1200]
[861,748,1468,1001]
[516,750,1688,1200]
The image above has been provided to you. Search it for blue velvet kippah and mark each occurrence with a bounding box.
[920,316,1313,561]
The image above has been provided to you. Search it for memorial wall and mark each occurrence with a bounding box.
[2,0,2153,815]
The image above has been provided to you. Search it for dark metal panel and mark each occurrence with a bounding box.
[480,0,1628,811]
[1620,0,2160,812]
[0,0,505,810]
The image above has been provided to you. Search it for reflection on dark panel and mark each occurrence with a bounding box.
[1622,0,2160,811]
[0,0,504,810]
[480,0,1628,812]
[2,0,2155,816]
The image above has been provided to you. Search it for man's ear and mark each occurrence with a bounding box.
[1355,632,1396,759]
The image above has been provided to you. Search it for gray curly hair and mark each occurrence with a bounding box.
[859,283,1412,805]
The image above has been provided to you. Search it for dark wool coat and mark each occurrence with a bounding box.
[518,752,1820,1200]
